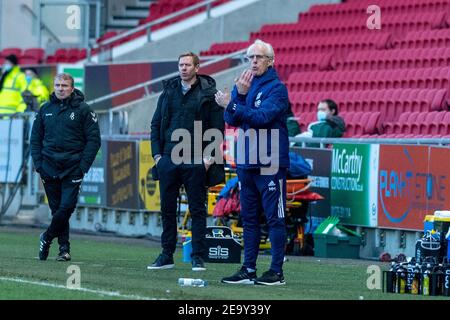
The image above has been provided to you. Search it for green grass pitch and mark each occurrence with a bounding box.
[0,227,448,300]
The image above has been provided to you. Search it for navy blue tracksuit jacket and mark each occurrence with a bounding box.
[224,67,289,273]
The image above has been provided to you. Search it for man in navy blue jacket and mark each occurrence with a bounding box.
[215,40,290,285]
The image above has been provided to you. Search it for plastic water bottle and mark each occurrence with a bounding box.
[422,263,432,296]
[411,263,421,295]
[385,262,397,293]
[396,263,407,294]
[178,278,208,287]
[182,237,192,263]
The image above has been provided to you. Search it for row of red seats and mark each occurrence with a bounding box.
[276,53,334,81]
[45,48,87,64]
[144,0,205,30]
[0,48,45,64]
[290,88,448,122]
[271,32,392,57]
[98,0,229,49]
[297,111,382,136]
[383,111,450,135]
[286,67,450,94]
[201,23,449,59]
[296,110,450,137]
[139,0,228,31]
[336,47,450,70]
[359,134,450,139]
[300,0,450,21]
[341,112,382,137]
[96,1,212,48]
[0,47,86,65]
[201,32,392,57]
[252,11,446,39]
[200,41,250,56]
[394,28,450,49]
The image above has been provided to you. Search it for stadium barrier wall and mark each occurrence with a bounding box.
[2,123,450,258]
[68,136,449,258]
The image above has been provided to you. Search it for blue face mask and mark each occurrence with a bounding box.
[26,75,33,84]
[317,110,327,121]
[2,64,12,72]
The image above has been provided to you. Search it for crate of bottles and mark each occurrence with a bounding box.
[383,257,450,296]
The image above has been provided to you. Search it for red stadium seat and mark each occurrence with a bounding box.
[1,47,22,58]
[22,48,45,63]
[18,56,39,65]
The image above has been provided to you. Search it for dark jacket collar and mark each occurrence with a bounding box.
[50,88,85,107]
[252,66,278,85]
[163,74,217,96]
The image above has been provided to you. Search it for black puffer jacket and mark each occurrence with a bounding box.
[30,89,101,179]
[150,74,225,187]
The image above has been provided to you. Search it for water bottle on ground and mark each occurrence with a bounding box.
[178,278,208,287]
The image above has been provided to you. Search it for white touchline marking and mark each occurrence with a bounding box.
[0,277,159,300]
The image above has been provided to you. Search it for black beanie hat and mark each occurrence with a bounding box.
[5,54,18,65]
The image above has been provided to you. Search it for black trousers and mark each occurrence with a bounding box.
[42,175,83,250]
[157,156,207,258]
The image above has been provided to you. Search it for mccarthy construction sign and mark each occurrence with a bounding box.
[330,144,379,227]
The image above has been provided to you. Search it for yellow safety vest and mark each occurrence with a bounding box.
[26,78,50,106]
[0,66,27,114]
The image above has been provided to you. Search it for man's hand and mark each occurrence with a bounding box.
[215,89,231,108]
[203,156,214,171]
[235,70,253,95]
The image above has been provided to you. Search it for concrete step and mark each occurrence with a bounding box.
[10,204,49,226]
[136,0,154,8]
[125,6,150,18]
[14,210,36,224]
[108,18,139,28]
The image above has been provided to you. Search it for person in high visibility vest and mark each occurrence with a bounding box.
[23,67,50,110]
[0,54,27,115]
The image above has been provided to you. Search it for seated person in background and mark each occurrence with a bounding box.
[297,99,345,147]
[286,101,301,139]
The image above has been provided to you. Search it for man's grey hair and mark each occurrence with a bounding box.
[247,39,275,63]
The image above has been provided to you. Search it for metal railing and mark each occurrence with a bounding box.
[289,136,450,147]
[88,0,225,62]
[37,0,102,49]
[90,48,246,135]
[87,48,246,109]
[21,4,61,44]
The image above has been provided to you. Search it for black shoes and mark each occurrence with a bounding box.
[221,267,257,284]
[57,252,71,261]
[39,232,51,261]
[221,268,285,285]
[147,253,175,270]
[192,256,206,271]
[254,269,285,286]
[146,254,205,271]
[56,244,71,261]
[191,256,206,271]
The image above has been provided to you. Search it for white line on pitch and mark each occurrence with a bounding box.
[0,277,158,300]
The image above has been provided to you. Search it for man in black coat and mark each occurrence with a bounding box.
[30,73,101,261]
[148,52,224,271]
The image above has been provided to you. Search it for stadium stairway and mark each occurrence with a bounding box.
[111,0,338,62]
